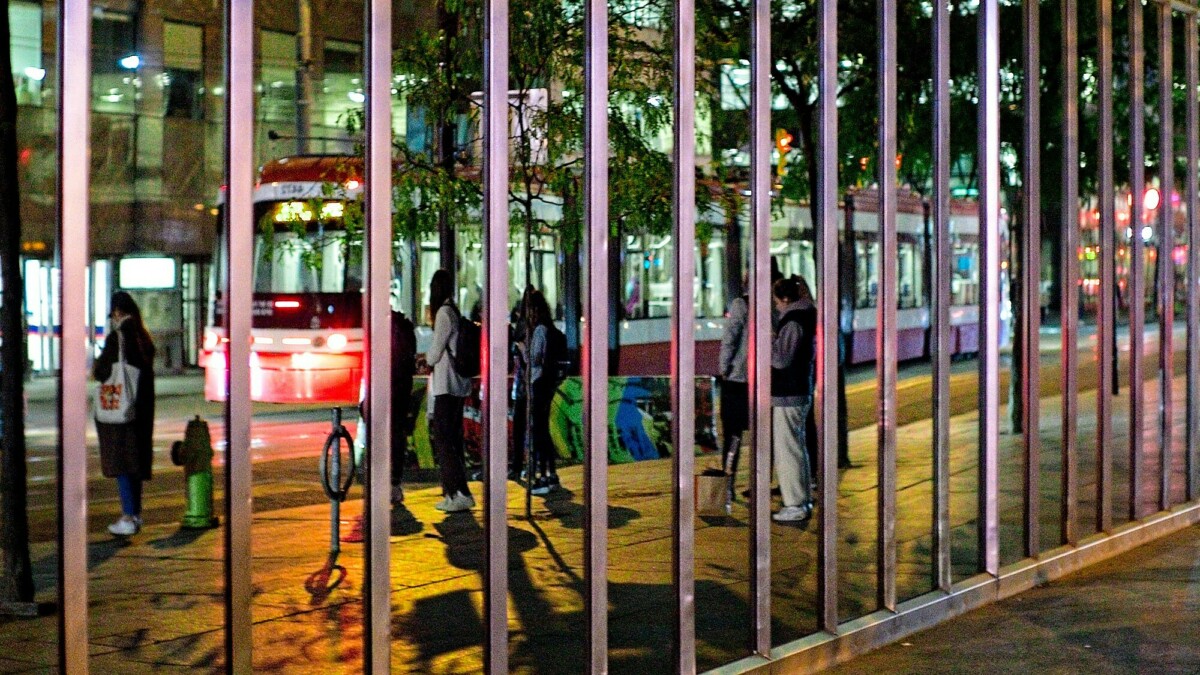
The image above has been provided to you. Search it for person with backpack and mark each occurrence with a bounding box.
[771,276,817,523]
[426,269,475,512]
[390,308,417,504]
[525,289,565,495]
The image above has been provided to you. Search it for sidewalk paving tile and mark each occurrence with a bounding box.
[0,374,1194,673]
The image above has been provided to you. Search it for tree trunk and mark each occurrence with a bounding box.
[562,191,581,371]
[723,197,743,303]
[0,6,36,606]
[436,1,458,274]
[837,196,854,466]
[1008,200,1025,435]
[608,220,623,377]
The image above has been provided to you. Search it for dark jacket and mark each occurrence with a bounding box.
[771,302,816,405]
[391,310,417,439]
[94,319,156,479]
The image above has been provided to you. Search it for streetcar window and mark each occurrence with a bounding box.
[855,236,879,309]
[252,201,362,294]
[951,234,979,306]
[898,238,924,309]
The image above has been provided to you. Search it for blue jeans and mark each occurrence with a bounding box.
[116,473,142,517]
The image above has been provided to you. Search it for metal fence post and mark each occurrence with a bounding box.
[672,0,698,668]
[932,0,953,588]
[877,0,899,612]
[1157,2,1175,513]
[582,0,610,668]
[1097,0,1116,534]
[363,0,393,667]
[482,0,510,670]
[57,0,91,668]
[1022,0,1042,558]
[1129,0,1147,522]
[1061,0,1081,548]
[978,0,1002,576]
[223,0,255,670]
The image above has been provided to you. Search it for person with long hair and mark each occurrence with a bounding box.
[524,289,560,495]
[770,276,817,523]
[425,269,474,512]
[94,291,156,536]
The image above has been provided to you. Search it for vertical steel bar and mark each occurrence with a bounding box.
[224,0,255,670]
[363,0,392,667]
[582,0,609,668]
[482,0,510,669]
[877,0,899,613]
[749,0,773,652]
[932,0,953,590]
[1129,0,1147,523]
[1187,13,1199,503]
[673,0,697,668]
[56,0,90,668]
[1097,0,1116,534]
[1022,0,1042,558]
[1158,3,1174,513]
[816,0,841,630]
[978,0,1002,576]
[1061,0,1081,547]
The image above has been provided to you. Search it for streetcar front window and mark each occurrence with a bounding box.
[253,201,362,294]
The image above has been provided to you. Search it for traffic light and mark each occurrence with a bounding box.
[775,128,793,177]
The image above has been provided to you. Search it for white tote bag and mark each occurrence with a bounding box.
[94,331,139,424]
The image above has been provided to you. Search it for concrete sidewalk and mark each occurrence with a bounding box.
[0,371,1193,672]
[827,523,1200,675]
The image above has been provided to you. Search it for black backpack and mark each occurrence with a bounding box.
[542,323,569,384]
[391,310,417,390]
[449,305,481,378]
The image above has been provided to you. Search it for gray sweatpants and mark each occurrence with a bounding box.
[773,398,814,508]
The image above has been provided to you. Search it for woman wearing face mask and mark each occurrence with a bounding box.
[94,291,157,536]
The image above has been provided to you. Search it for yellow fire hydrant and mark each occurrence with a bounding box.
[171,416,220,529]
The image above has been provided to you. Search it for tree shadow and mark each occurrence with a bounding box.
[393,507,755,674]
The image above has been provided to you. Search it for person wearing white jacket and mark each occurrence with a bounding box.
[426,269,474,512]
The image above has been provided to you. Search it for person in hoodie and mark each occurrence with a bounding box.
[770,276,817,523]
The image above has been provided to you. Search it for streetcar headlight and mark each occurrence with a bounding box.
[326,333,348,352]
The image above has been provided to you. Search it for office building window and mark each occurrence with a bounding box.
[260,30,296,124]
[92,10,137,114]
[164,22,204,120]
[9,2,42,106]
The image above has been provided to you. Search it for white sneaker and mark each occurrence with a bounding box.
[441,492,474,513]
[391,485,405,504]
[434,495,453,511]
[108,515,140,536]
[772,505,812,523]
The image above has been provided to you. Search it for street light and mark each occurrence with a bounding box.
[118,54,141,70]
